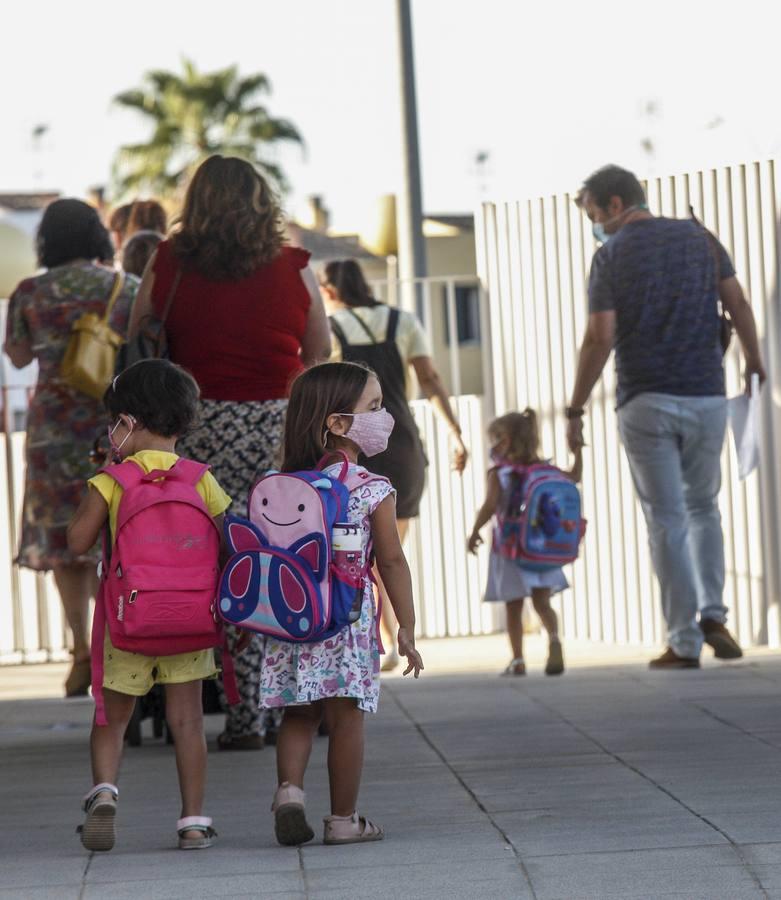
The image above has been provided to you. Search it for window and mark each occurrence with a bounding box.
[443,285,481,346]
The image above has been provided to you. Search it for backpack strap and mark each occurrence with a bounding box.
[385,307,400,343]
[101,460,145,491]
[168,458,209,486]
[91,578,108,727]
[346,308,379,344]
[329,316,351,351]
[316,450,350,482]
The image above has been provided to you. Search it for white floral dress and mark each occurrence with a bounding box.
[260,464,394,714]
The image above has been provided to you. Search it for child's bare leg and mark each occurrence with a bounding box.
[505,599,525,659]
[531,589,559,638]
[277,703,322,788]
[533,589,564,675]
[90,689,136,789]
[323,697,364,816]
[165,681,207,834]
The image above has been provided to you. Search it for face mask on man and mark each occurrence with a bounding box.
[592,203,648,244]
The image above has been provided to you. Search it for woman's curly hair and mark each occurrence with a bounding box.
[170,155,285,281]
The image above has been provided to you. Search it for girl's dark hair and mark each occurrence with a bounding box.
[105,359,200,438]
[37,199,115,268]
[489,408,540,465]
[121,230,164,278]
[170,155,284,280]
[322,259,379,308]
[282,362,373,472]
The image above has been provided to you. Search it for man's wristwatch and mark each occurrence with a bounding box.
[565,406,585,420]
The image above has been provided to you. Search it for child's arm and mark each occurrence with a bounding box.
[565,446,583,484]
[371,496,424,678]
[467,469,501,554]
[67,487,109,555]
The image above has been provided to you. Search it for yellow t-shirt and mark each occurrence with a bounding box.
[89,450,231,539]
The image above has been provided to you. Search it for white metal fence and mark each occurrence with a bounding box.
[0,276,496,664]
[477,160,781,648]
[6,159,781,660]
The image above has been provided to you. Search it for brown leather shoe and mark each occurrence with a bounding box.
[649,647,700,669]
[700,620,743,659]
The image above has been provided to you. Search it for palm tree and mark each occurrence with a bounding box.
[112,59,303,197]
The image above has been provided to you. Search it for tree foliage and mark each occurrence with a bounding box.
[112,59,303,198]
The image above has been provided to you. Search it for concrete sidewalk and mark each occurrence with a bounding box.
[3,635,781,899]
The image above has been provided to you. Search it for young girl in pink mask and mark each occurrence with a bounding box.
[261,361,424,847]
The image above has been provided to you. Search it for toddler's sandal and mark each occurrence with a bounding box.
[177,816,217,850]
[272,782,315,846]
[78,782,118,852]
[323,812,384,845]
[501,657,526,677]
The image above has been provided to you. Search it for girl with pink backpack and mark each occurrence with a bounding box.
[260,361,424,847]
[67,360,232,853]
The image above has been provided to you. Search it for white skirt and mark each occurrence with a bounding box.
[484,551,568,603]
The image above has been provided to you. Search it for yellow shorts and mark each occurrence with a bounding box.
[102,633,217,696]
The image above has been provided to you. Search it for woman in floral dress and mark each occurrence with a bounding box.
[3,199,136,696]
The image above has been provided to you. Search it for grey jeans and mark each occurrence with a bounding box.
[618,393,728,658]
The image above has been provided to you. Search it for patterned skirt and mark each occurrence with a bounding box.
[176,397,287,739]
[176,398,287,515]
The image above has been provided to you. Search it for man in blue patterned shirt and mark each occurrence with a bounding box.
[566,164,766,669]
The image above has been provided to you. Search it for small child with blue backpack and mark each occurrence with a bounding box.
[220,361,423,847]
[67,359,232,853]
[468,409,583,677]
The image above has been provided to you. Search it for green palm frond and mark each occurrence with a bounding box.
[110,59,302,200]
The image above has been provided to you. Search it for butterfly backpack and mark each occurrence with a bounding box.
[218,454,388,642]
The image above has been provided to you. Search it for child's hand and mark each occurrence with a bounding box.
[397,628,424,678]
[467,530,483,555]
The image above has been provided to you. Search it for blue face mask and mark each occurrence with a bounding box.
[592,203,648,244]
[592,222,610,244]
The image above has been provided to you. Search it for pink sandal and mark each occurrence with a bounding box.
[272,783,315,846]
[323,811,384,845]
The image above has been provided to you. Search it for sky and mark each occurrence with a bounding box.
[2,0,780,233]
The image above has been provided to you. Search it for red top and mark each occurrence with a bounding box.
[151,241,311,401]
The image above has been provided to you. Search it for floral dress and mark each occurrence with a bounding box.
[260,464,394,714]
[5,262,136,570]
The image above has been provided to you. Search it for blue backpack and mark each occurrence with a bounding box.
[493,463,586,570]
[218,454,386,642]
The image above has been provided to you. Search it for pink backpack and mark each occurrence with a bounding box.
[219,454,388,643]
[91,458,237,725]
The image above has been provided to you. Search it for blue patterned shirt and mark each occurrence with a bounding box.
[588,217,734,407]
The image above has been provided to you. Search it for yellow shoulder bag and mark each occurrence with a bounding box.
[61,272,126,399]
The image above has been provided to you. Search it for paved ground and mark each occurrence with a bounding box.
[3,634,781,899]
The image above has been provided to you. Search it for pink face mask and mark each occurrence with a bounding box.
[338,408,395,457]
[107,415,135,462]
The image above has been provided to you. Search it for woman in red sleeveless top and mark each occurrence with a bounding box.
[129,156,331,749]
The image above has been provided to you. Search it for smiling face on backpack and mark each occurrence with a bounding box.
[249,477,326,547]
